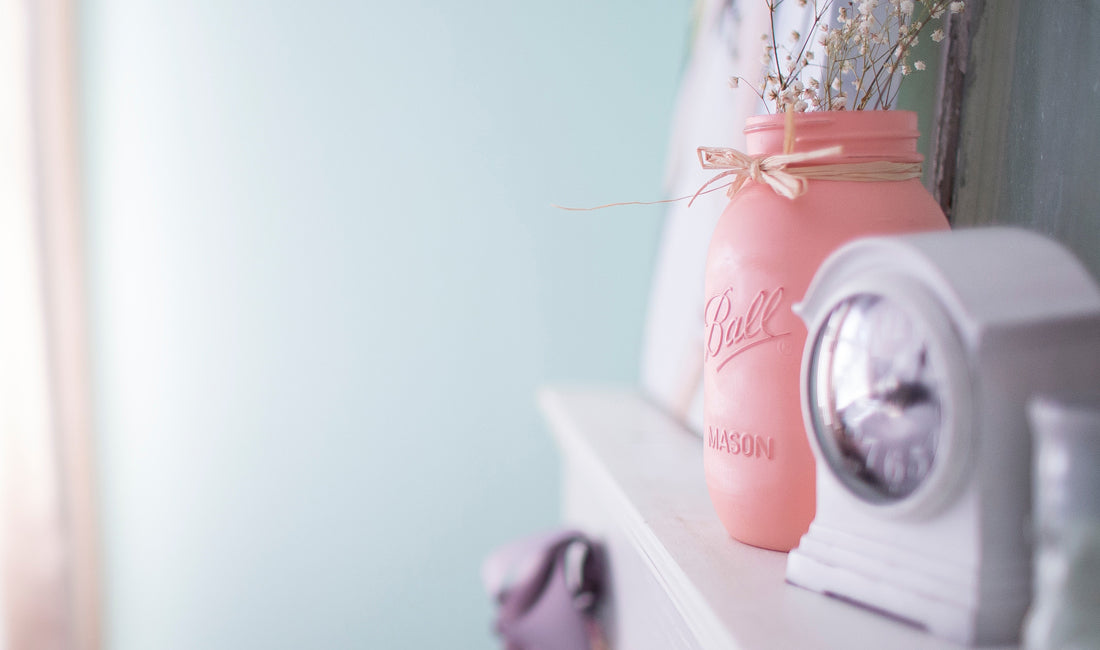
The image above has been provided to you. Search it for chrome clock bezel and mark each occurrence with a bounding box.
[801,273,973,519]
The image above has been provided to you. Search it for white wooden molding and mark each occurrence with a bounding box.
[540,386,1005,649]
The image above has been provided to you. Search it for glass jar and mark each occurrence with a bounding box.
[703,110,949,551]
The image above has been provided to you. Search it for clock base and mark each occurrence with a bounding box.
[787,525,1029,645]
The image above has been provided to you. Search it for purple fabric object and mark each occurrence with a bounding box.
[482,529,605,650]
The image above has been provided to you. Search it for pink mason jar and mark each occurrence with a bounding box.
[702,110,949,551]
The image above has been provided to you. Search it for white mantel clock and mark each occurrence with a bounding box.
[786,227,1100,645]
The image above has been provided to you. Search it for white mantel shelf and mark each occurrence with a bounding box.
[539,386,997,650]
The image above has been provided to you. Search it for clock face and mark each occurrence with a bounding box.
[809,293,944,503]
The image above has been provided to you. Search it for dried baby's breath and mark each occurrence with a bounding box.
[731,0,963,112]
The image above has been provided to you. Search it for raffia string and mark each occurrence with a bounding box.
[692,146,923,201]
[553,150,922,210]
[553,113,923,210]
[783,104,796,154]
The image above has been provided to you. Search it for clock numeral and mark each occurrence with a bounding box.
[859,438,879,468]
[908,445,932,481]
[883,450,906,488]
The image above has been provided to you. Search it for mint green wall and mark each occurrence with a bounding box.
[79,1,688,647]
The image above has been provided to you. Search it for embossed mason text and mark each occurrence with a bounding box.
[706,426,775,461]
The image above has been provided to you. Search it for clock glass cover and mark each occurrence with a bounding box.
[809,293,944,503]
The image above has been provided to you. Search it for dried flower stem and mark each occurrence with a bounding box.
[746,0,963,112]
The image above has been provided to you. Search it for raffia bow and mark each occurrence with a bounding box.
[553,143,923,212]
[692,145,843,202]
[691,145,923,204]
